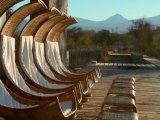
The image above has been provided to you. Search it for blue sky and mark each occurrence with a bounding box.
[13,0,160,21]
[68,0,160,21]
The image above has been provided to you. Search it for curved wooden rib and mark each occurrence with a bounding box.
[29,16,83,103]
[45,17,97,88]
[57,17,77,32]
[32,17,78,83]
[43,19,90,95]
[0,79,58,120]
[0,99,74,120]
[0,1,73,94]
[51,7,61,15]
[0,1,78,119]
[19,12,79,86]
[51,17,77,42]
[0,34,77,119]
[49,15,99,78]
[34,14,69,42]
[47,14,96,79]
[20,8,61,36]
[0,0,22,17]
[33,16,78,76]
[1,1,48,36]
[0,78,76,120]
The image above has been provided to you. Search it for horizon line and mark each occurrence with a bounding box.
[70,14,160,22]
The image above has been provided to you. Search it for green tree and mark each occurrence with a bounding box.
[93,29,111,49]
[77,35,92,47]
[128,18,153,53]
[67,27,96,49]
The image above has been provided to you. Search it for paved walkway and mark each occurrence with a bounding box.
[93,62,156,68]
[143,56,160,67]
[76,68,160,120]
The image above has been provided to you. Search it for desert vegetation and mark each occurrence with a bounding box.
[67,19,160,67]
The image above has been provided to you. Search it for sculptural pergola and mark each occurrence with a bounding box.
[30,0,68,63]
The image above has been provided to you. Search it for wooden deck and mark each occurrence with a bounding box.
[76,68,160,120]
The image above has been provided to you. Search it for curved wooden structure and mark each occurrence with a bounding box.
[52,43,99,84]
[45,18,92,93]
[20,8,61,36]
[34,15,68,42]
[1,1,76,93]
[47,17,77,42]
[19,35,76,93]
[45,41,90,95]
[0,34,77,120]
[33,16,75,81]
[46,19,96,89]
[46,15,101,79]
[0,34,75,101]
[32,18,80,84]
[47,24,98,90]
[20,10,80,84]
[20,13,83,104]
[30,17,83,104]
[0,1,138,120]
[1,1,48,36]
[0,79,77,120]
[19,19,79,95]
[43,19,91,95]
[0,0,22,17]
[41,16,93,93]
[0,0,78,119]
[25,13,87,87]
[49,40,98,78]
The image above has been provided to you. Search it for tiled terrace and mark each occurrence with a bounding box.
[76,68,160,120]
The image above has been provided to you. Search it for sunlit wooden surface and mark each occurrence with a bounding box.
[76,68,160,120]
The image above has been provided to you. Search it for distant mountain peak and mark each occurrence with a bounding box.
[70,14,160,33]
[105,14,128,21]
[113,14,124,17]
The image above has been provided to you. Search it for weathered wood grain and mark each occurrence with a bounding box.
[76,68,160,120]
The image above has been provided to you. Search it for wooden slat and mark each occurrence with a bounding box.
[0,0,21,17]
[21,12,54,36]
[34,15,68,42]
[47,16,77,42]
[1,1,47,36]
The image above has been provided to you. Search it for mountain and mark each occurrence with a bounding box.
[146,15,160,27]
[71,18,99,31]
[97,14,132,33]
[71,14,132,33]
[70,14,160,33]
